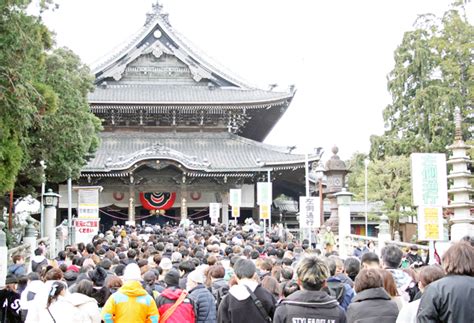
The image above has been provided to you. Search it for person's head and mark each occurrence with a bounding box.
[344,257,360,280]
[378,269,398,297]
[47,282,67,308]
[164,269,180,288]
[123,263,142,282]
[34,248,43,256]
[12,255,24,265]
[409,245,418,255]
[418,265,445,292]
[354,268,384,293]
[76,279,94,297]
[114,264,126,277]
[296,256,329,291]
[282,280,300,297]
[44,268,64,281]
[442,241,474,276]
[178,260,196,276]
[209,265,225,280]
[27,272,41,282]
[381,245,403,269]
[88,266,108,287]
[186,269,205,291]
[361,252,380,269]
[261,276,281,298]
[280,267,294,281]
[234,258,257,280]
[105,276,123,291]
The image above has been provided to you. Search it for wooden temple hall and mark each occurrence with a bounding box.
[58,3,320,227]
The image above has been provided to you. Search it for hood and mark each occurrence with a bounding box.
[26,280,44,293]
[283,290,339,309]
[352,287,391,303]
[67,293,98,306]
[386,269,412,288]
[31,255,46,263]
[160,287,185,300]
[228,279,258,301]
[118,281,147,297]
[212,279,228,290]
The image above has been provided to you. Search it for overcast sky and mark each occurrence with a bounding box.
[39,0,470,161]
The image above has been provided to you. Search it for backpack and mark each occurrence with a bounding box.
[31,259,48,273]
[325,280,345,304]
[215,285,229,309]
[157,289,196,323]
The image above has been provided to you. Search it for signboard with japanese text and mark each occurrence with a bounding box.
[77,188,100,219]
[209,203,220,224]
[257,182,272,206]
[231,206,240,218]
[229,189,242,207]
[74,218,100,244]
[411,153,448,207]
[417,206,444,241]
[259,204,271,220]
[299,197,320,228]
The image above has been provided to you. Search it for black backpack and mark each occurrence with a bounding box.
[31,259,47,273]
[325,280,345,304]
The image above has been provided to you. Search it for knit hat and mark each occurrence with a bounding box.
[88,266,108,287]
[64,271,78,287]
[160,258,172,271]
[5,274,18,285]
[164,269,180,287]
[123,263,142,282]
[187,269,204,284]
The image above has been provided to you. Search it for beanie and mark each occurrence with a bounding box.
[123,263,142,282]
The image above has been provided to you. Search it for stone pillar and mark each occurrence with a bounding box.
[23,223,38,260]
[44,203,57,258]
[377,214,391,255]
[221,192,229,229]
[56,226,65,254]
[335,189,353,258]
[0,222,7,286]
[447,108,474,240]
[128,176,135,226]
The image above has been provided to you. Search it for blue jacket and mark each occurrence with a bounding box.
[189,284,217,323]
[326,276,355,311]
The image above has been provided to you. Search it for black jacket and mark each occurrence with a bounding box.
[189,284,217,323]
[0,289,21,323]
[417,275,474,323]
[217,283,275,323]
[346,287,398,323]
[273,289,346,323]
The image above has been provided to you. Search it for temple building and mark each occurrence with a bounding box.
[59,4,320,228]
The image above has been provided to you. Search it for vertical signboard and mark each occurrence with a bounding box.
[77,189,99,219]
[417,206,444,240]
[229,189,241,218]
[299,197,320,228]
[209,203,220,224]
[231,206,240,218]
[411,153,448,207]
[411,153,447,241]
[259,204,270,220]
[257,182,272,206]
[74,218,100,244]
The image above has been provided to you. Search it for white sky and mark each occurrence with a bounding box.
[39,0,471,161]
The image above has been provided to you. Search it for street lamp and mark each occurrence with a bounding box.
[364,159,370,237]
[315,162,325,227]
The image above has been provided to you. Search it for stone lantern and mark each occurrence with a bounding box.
[43,189,60,258]
[323,146,350,231]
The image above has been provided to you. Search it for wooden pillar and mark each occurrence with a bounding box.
[128,175,135,225]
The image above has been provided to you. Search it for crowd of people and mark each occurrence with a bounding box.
[1,222,473,323]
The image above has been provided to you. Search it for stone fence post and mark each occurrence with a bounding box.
[377,214,391,254]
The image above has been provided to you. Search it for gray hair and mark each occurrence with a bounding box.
[234,258,256,279]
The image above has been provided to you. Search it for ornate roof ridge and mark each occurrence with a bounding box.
[90,3,294,96]
[228,133,304,156]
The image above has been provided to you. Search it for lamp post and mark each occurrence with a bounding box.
[43,189,60,258]
[315,162,325,227]
[39,160,46,237]
[364,159,370,237]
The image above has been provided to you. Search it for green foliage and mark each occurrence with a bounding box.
[366,156,414,231]
[0,1,101,195]
[370,4,473,159]
[346,152,369,201]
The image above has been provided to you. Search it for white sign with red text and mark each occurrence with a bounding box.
[74,218,100,244]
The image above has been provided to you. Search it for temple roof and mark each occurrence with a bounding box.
[89,84,290,105]
[82,132,320,175]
